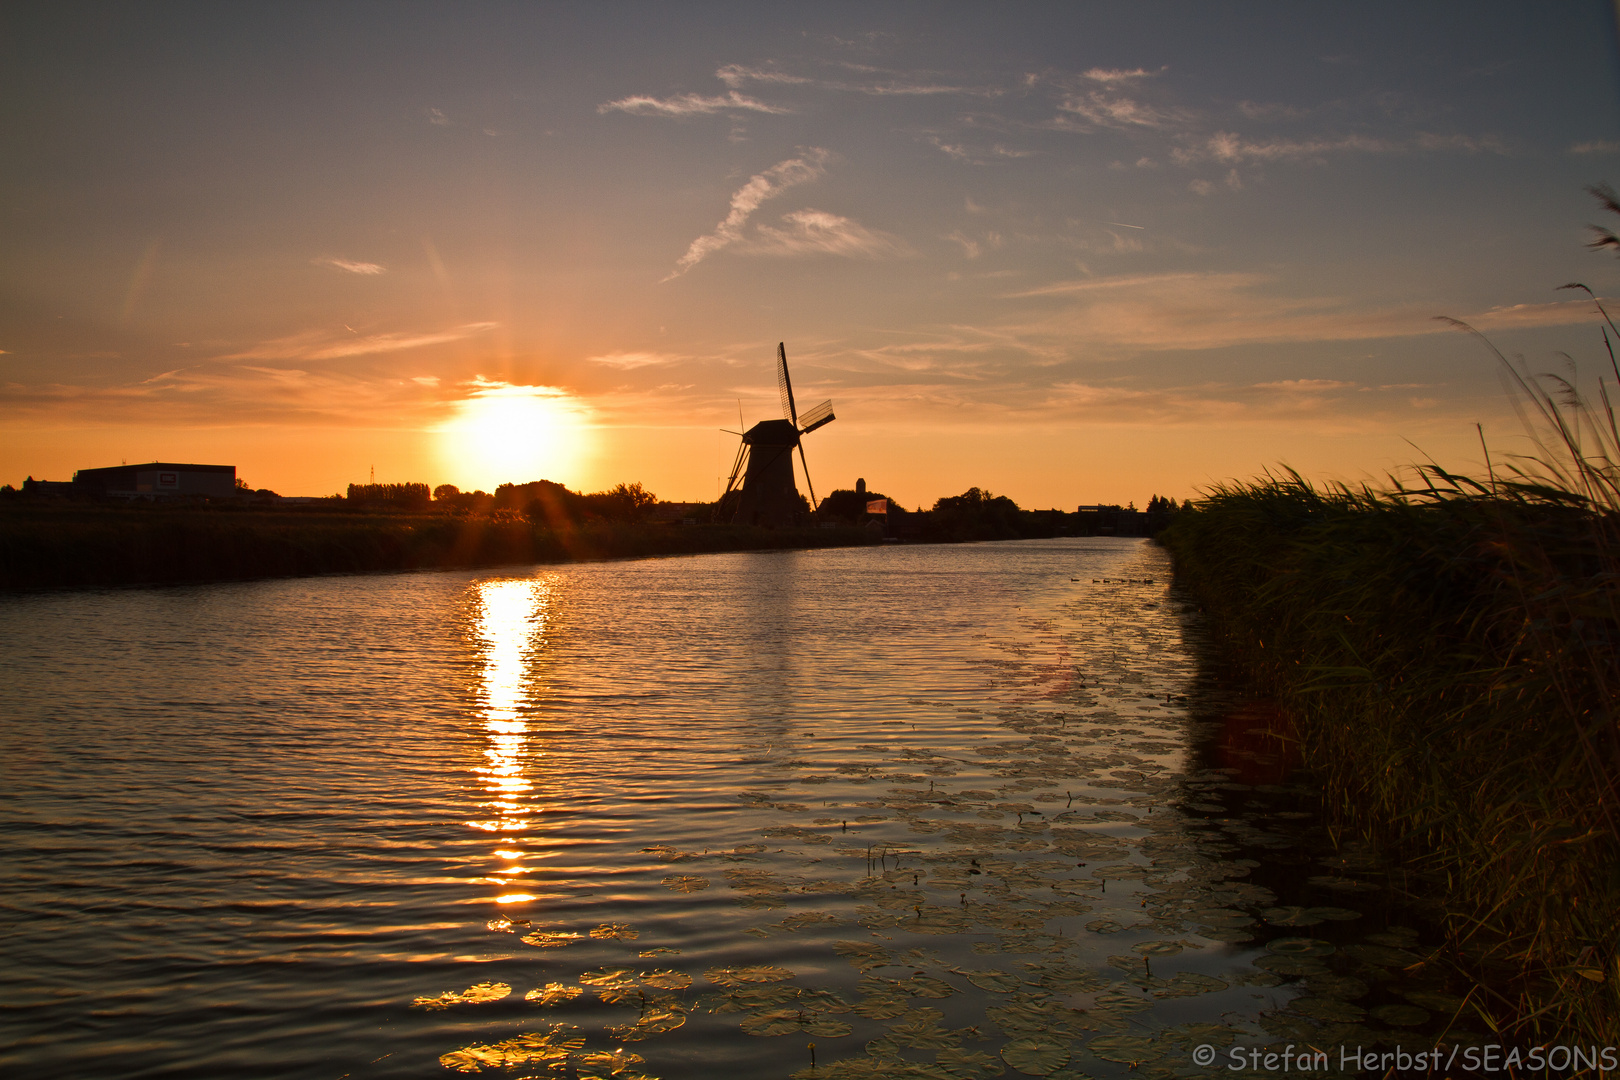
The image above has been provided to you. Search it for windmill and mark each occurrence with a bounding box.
[718,343,836,526]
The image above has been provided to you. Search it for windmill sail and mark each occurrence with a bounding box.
[796,399,835,434]
[776,342,798,426]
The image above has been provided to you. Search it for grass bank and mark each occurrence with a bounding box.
[1160,472,1620,1039]
[0,505,881,591]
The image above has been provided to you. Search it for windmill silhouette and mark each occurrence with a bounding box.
[718,343,836,526]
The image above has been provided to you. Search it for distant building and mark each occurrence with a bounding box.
[74,462,236,499]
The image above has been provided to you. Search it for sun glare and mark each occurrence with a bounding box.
[439,383,593,491]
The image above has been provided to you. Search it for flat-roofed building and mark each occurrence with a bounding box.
[73,462,236,499]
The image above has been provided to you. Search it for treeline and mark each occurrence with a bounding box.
[0,507,878,591]
[345,482,430,507]
[816,484,1183,542]
[342,479,660,523]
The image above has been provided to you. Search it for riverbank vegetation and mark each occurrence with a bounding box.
[0,506,879,591]
[2,469,1183,591]
[1161,337,1620,1039]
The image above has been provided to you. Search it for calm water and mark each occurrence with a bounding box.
[0,540,1469,1079]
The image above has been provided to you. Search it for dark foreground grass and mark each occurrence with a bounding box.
[1161,471,1620,1039]
[0,506,880,591]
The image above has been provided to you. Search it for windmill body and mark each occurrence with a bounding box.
[734,419,803,526]
[718,343,835,527]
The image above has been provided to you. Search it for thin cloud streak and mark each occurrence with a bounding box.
[221,322,497,362]
[666,148,830,277]
[745,209,908,258]
[598,91,789,117]
[313,257,386,275]
[1005,273,1611,352]
[587,351,684,370]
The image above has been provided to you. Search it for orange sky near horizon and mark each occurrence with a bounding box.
[4,5,1619,510]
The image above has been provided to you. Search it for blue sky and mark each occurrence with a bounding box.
[4,3,1619,504]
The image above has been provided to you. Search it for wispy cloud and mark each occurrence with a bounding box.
[1046,66,1187,132]
[925,135,1038,164]
[1571,139,1620,155]
[221,322,496,362]
[1461,298,1615,330]
[587,351,684,370]
[1055,90,1184,131]
[1001,272,1603,353]
[1080,67,1161,84]
[746,209,908,258]
[598,91,789,117]
[717,61,1001,99]
[715,64,813,88]
[667,149,831,277]
[313,257,385,275]
[1255,378,1356,391]
[1172,130,1504,166]
[0,363,454,426]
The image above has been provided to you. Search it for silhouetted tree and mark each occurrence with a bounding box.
[346,482,431,509]
[925,487,1022,541]
[817,487,904,522]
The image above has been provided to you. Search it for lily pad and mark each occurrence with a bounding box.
[1345,944,1420,968]
[579,968,636,987]
[611,1006,687,1040]
[740,1008,807,1037]
[1001,1037,1072,1075]
[1402,989,1466,1012]
[887,1008,960,1049]
[1087,1034,1163,1063]
[520,930,583,948]
[851,992,909,1019]
[706,964,796,987]
[835,940,892,972]
[898,974,958,999]
[962,969,1024,993]
[1304,974,1369,1000]
[1371,1003,1430,1026]
[1308,906,1363,922]
[1290,996,1366,1023]
[1132,940,1186,957]
[523,982,583,1006]
[640,969,692,990]
[661,875,710,893]
[1266,937,1335,957]
[937,1047,1007,1078]
[411,981,512,1009]
[1152,971,1229,998]
[576,1049,647,1075]
[438,1024,586,1073]
[590,923,640,940]
[1261,906,1324,927]
[1254,955,1329,977]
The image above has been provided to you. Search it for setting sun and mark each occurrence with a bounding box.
[438,383,594,492]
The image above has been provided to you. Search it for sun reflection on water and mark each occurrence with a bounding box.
[469,577,553,904]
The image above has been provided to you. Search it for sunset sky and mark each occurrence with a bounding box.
[5,3,1620,508]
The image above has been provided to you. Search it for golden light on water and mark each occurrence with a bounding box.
[467,577,554,905]
[438,383,594,492]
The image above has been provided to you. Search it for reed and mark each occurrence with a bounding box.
[1161,332,1620,1038]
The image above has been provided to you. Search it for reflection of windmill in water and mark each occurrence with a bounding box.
[717,343,836,526]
